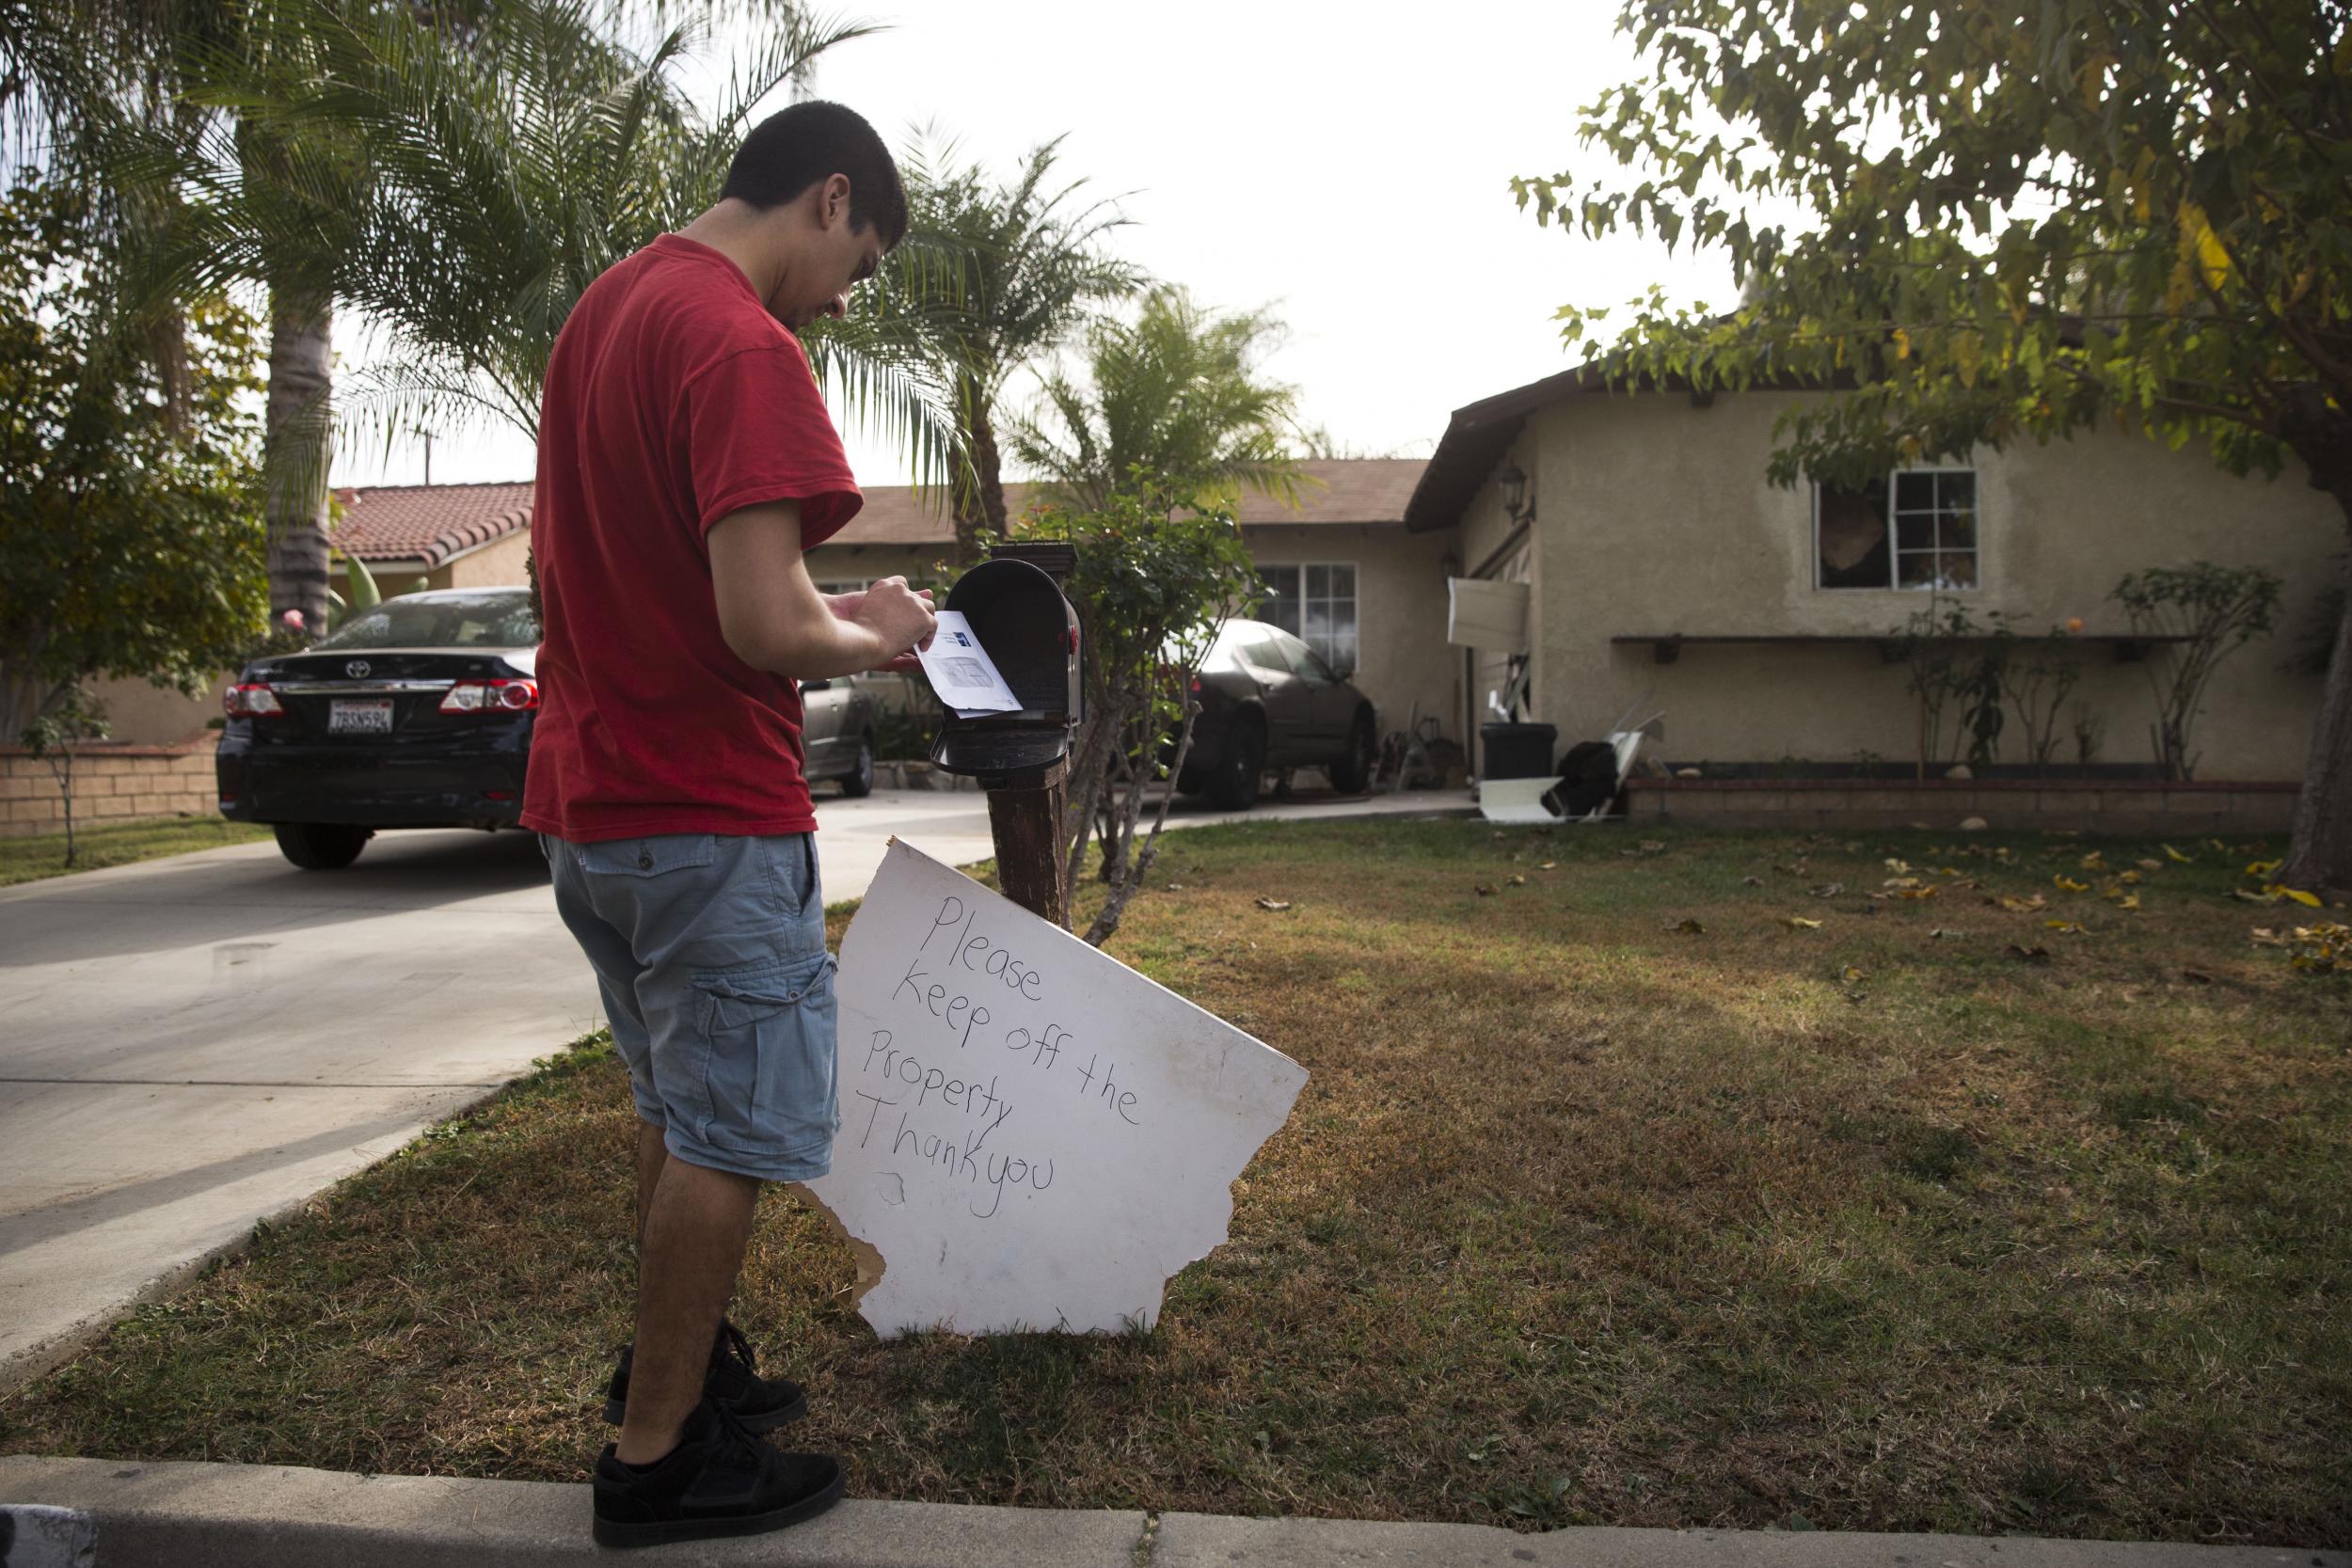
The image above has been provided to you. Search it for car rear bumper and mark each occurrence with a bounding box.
[217,742,526,830]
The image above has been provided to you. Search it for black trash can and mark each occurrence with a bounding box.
[1480,721,1557,781]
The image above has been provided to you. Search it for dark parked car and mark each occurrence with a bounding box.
[218,588,878,870]
[1171,619,1378,810]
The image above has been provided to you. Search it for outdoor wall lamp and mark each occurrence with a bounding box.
[1498,463,1534,525]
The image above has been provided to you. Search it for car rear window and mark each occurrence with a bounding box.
[314,595,540,651]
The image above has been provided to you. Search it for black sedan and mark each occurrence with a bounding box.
[1171,619,1377,809]
[218,588,878,870]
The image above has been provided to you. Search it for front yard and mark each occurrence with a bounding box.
[3,820,2344,1545]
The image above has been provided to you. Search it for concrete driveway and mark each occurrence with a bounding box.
[0,784,1464,1386]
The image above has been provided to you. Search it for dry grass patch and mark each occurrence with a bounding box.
[5,822,2346,1546]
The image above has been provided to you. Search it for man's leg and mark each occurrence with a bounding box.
[614,1154,760,1465]
[635,1117,669,1247]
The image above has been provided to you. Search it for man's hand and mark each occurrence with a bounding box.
[839,577,937,668]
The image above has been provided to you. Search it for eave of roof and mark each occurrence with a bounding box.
[1402,365,1610,534]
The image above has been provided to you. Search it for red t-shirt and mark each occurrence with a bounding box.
[521,234,861,843]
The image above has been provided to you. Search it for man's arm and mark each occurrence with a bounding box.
[707,500,936,679]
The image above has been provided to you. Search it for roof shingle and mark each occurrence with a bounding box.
[331,482,534,567]
[331,459,1431,561]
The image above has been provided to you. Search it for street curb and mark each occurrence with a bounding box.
[0,1456,1146,1567]
[4,1456,2344,1568]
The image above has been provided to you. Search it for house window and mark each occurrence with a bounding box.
[1257,562,1358,670]
[813,578,870,596]
[1814,469,1979,590]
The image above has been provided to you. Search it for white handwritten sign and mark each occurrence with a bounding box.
[800,840,1308,1337]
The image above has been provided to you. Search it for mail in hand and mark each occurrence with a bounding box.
[916,610,1024,717]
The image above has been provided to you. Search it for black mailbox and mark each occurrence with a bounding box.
[929,556,1083,787]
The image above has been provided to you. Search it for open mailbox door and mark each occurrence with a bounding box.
[929,557,1083,789]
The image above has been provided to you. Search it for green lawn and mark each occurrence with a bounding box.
[0,816,271,887]
[4,821,2346,1546]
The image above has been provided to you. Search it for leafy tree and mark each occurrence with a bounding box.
[1005,483,1259,946]
[1011,286,1303,514]
[1515,0,2352,894]
[0,178,267,739]
[19,686,109,867]
[896,135,1138,563]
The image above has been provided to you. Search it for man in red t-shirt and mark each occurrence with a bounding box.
[523,101,936,1548]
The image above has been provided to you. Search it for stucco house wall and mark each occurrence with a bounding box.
[1243,523,1457,736]
[1522,390,2335,779]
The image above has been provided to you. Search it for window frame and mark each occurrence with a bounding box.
[1810,467,1982,593]
[1255,560,1360,670]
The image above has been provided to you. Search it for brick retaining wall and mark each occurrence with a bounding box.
[1627,777,2299,835]
[0,738,217,838]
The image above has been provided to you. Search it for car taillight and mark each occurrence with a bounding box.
[1189,678,1203,694]
[224,684,284,717]
[440,679,539,714]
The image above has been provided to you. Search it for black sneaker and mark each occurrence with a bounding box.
[603,1319,808,1432]
[591,1398,843,1548]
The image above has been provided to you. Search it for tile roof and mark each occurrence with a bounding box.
[828,458,1431,546]
[330,459,1432,561]
[331,482,534,566]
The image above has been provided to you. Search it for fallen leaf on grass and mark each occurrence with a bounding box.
[1840,965,1866,983]
[2079,851,2107,870]
[2245,858,2282,878]
[1506,874,1527,887]
[1474,885,1498,897]
[1741,875,1764,886]
[2137,858,2164,871]
[2249,927,2289,948]
[1884,858,1912,873]
[1928,927,1962,939]
[1784,915,1822,930]
[1639,840,1668,855]
[2164,844,2196,863]
[1669,918,1707,934]
[2054,876,2090,894]
[1995,894,2050,913]
[1898,885,1940,901]
[1809,882,1846,898]
[1255,897,1293,911]
[2117,870,2143,885]
[2043,919,2090,934]
[2268,884,2325,909]
[1165,883,1185,892]
[2006,944,2053,964]
[2180,968,2215,985]
[2106,892,2141,911]
[1537,861,1557,871]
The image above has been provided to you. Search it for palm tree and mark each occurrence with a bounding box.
[188,0,957,483]
[896,135,1137,562]
[1009,284,1302,515]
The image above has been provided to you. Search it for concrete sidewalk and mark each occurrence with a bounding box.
[2,1455,2339,1568]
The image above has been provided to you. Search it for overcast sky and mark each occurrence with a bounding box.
[331,0,1734,492]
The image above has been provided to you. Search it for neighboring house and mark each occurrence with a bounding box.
[318,461,1461,755]
[1405,371,2338,781]
[811,460,1451,741]
[328,481,535,599]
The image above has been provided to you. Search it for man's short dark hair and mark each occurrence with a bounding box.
[721,101,908,249]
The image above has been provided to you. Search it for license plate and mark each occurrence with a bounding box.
[329,698,395,735]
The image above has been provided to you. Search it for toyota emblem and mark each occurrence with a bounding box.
[345,660,372,678]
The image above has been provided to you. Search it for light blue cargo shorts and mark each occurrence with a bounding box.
[541,832,840,1182]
